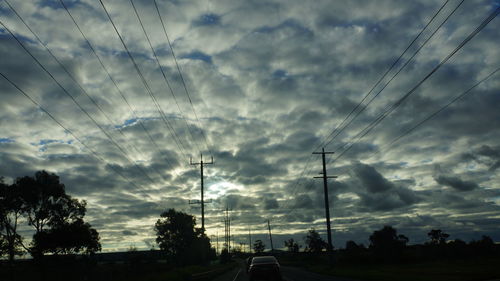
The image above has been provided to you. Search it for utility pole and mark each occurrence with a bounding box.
[267,219,274,252]
[313,148,337,253]
[223,207,231,252]
[216,231,219,254]
[223,211,228,251]
[190,154,213,232]
[248,226,252,254]
[228,215,231,252]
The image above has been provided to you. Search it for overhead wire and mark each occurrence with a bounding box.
[0,19,157,186]
[0,72,153,200]
[330,6,499,164]
[282,65,500,227]
[376,67,500,159]
[321,0,464,149]
[280,0,482,220]
[129,0,203,155]
[98,0,191,160]
[321,66,500,182]
[153,0,214,157]
[280,0,456,215]
[2,0,167,182]
[58,0,180,177]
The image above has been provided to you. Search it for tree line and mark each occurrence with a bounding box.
[0,171,100,261]
[269,225,498,263]
[1,172,216,266]
[3,171,496,268]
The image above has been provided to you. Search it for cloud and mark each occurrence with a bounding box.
[354,162,394,193]
[122,230,137,236]
[1,0,499,250]
[434,175,479,191]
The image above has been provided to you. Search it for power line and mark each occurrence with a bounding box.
[0,72,152,199]
[58,0,179,177]
[98,0,190,160]
[331,6,499,164]
[129,0,203,155]
[2,0,166,181]
[379,67,500,158]
[0,19,157,185]
[324,66,500,182]
[282,68,500,224]
[153,0,214,157]
[280,0,456,214]
[320,0,464,149]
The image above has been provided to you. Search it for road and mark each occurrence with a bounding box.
[211,261,363,281]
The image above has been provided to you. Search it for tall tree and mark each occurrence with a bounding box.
[284,238,300,253]
[16,171,66,234]
[155,208,211,264]
[15,171,100,257]
[253,239,265,254]
[345,240,361,252]
[427,229,449,245]
[0,177,24,261]
[369,226,408,259]
[304,229,328,252]
[32,218,101,255]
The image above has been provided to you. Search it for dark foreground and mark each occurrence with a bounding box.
[1,256,500,281]
[213,256,500,281]
[213,261,362,281]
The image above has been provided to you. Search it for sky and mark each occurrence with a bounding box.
[0,0,499,253]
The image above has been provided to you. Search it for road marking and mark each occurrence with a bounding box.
[232,268,241,281]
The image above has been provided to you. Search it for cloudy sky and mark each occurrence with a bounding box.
[1,0,499,252]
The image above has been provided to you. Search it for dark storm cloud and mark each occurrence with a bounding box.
[348,162,421,212]
[110,201,161,219]
[122,230,137,236]
[218,194,257,210]
[463,145,500,172]
[263,198,279,210]
[292,194,314,209]
[434,175,479,191]
[354,162,394,193]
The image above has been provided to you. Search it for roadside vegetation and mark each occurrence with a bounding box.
[0,172,235,281]
[277,226,500,281]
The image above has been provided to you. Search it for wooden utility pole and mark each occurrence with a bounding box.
[223,207,231,252]
[313,148,337,253]
[216,231,219,254]
[190,154,213,232]
[248,226,252,253]
[267,219,274,252]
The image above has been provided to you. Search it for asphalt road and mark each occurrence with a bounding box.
[211,261,363,281]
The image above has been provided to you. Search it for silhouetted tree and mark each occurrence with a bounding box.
[155,208,211,265]
[447,238,467,256]
[0,178,24,261]
[32,218,101,255]
[304,228,328,252]
[10,171,100,258]
[220,248,231,263]
[16,171,67,235]
[469,235,495,255]
[253,239,265,254]
[284,238,300,253]
[345,240,361,252]
[0,233,7,258]
[427,229,449,245]
[369,226,408,259]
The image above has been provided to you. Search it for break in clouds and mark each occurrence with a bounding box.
[0,0,499,251]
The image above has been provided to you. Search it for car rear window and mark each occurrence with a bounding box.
[252,256,277,264]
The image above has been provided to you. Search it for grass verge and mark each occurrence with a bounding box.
[305,257,500,281]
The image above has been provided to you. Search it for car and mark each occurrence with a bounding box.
[247,256,282,281]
